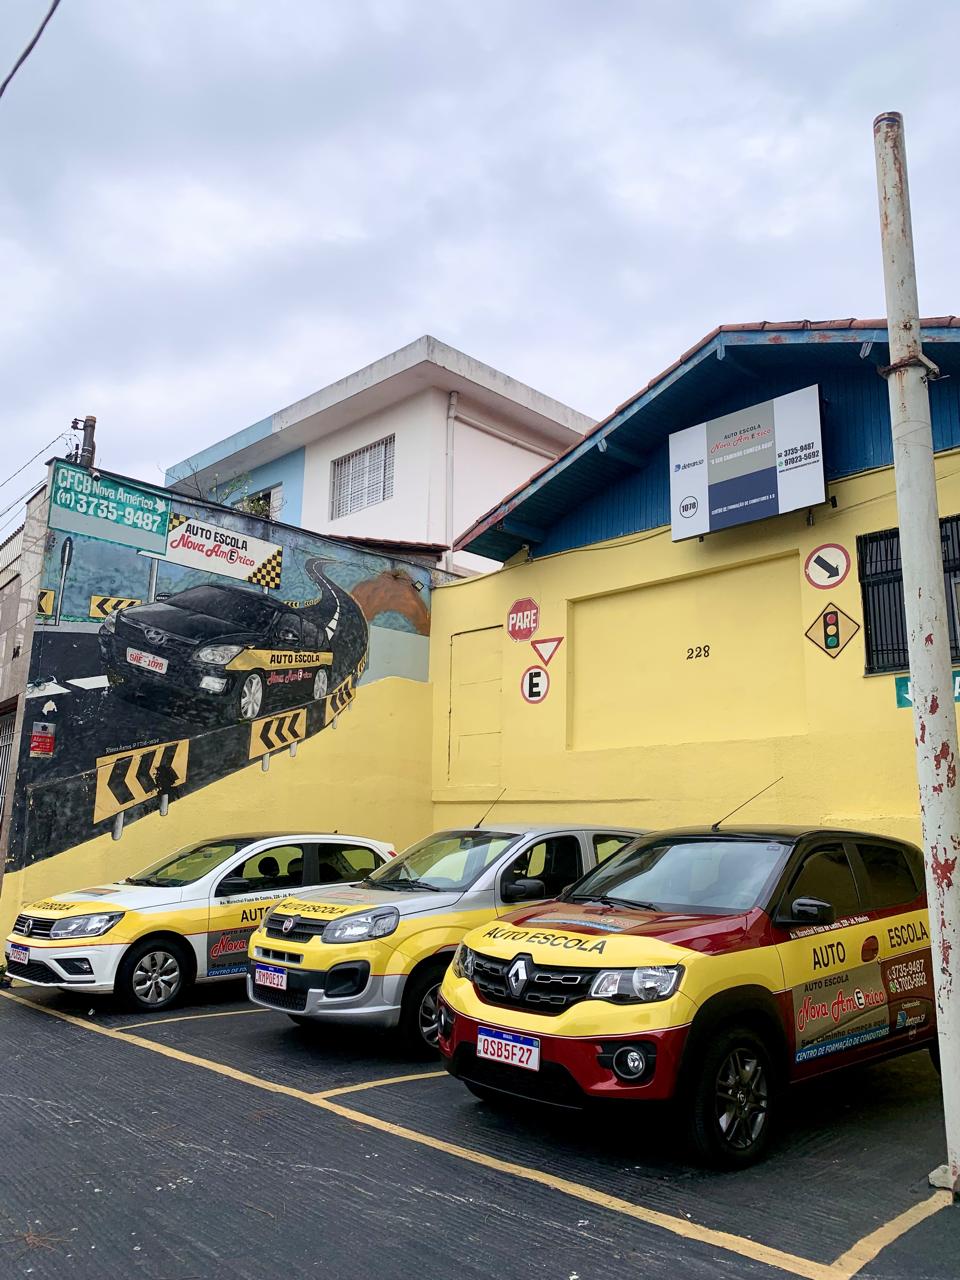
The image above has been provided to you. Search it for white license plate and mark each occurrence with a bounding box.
[126,647,168,675]
[477,1026,540,1071]
[8,944,28,965]
[254,964,287,990]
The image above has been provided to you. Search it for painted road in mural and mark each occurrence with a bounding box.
[12,556,368,866]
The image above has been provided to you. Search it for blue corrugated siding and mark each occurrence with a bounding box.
[537,365,960,558]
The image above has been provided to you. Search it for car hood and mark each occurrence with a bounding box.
[465,900,752,968]
[16,883,186,919]
[118,601,259,645]
[273,883,464,920]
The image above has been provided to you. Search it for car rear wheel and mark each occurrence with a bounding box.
[238,672,264,721]
[687,1025,778,1167]
[313,669,328,701]
[399,960,449,1055]
[116,939,192,1012]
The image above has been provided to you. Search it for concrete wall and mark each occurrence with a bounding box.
[429,455,960,843]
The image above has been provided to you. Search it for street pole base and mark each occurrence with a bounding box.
[928,1163,959,1199]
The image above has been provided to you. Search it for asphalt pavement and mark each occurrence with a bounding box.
[1,980,957,1280]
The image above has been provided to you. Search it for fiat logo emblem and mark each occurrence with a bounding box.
[144,628,166,645]
[507,957,528,996]
[281,917,296,935]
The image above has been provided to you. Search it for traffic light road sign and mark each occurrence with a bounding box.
[805,602,860,658]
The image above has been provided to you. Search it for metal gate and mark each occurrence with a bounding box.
[0,710,16,817]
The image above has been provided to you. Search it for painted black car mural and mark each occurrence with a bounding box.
[99,575,363,722]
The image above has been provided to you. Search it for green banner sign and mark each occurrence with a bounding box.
[48,461,170,553]
[895,669,960,708]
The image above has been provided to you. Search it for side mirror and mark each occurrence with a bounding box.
[216,876,248,898]
[501,877,546,904]
[779,896,835,927]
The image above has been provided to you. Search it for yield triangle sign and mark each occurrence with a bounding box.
[530,636,563,666]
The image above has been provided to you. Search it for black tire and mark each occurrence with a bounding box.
[686,1025,779,1168]
[399,960,450,1055]
[115,937,193,1012]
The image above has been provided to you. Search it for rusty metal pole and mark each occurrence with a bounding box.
[874,110,960,1196]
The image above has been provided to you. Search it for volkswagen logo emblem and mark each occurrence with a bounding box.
[507,956,528,997]
[281,917,296,935]
[144,628,166,645]
[21,918,33,937]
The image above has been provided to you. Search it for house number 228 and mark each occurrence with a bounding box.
[686,645,711,659]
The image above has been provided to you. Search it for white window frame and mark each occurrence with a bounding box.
[330,435,395,520]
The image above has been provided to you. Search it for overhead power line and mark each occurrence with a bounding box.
[0,0,63,102]
[0,432,71,495]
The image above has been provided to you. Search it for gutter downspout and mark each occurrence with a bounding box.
[444,391,458,572]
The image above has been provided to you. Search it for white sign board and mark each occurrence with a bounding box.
[163,516,283,588]
[668,384,824,540]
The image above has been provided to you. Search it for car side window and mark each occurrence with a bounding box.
[594,834,633,865]
[856,842,922,910]
[315,843,380,884]
[301,617,321,648]
[276,614,301,644]
[784,845,860,918]
[502,836,583,899]
[217,845,307,896]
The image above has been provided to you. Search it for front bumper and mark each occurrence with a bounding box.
[246,959,407,1026]
[3,939,125,993]
[438,1003,690,1105]
[99,633,235,700]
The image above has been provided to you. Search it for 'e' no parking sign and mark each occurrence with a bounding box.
[520,665,550,703]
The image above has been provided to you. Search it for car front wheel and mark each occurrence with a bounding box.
[399,961,449,1055]
[687,1025,778,1167]
[116,939,192,1012]
[313,669,329,702]
[238,672,264,721]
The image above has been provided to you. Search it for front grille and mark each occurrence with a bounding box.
[472,952,596,1015]
[256,946,303,964]
[116,618,197,658]
[265,914,328,944]
[6,958,62,984]
[252,984,308,1012]
[452,1045,584,1108]
[13,915,55,939]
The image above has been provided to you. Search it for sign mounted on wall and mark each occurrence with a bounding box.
[49,461,170,553]
[668,385,824,541]
[159,514,284,589]
[29,721,56,758]
[803,543,851,590]
[896,670,960,708]
[805,602,859,658]
[520,665,550,703]
[531,636,563,666]
[507,598,540,642]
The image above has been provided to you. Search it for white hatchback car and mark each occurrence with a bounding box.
[5,832,394,1011]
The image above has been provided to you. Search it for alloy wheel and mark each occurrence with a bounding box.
[715,1047,768,1151]
[313,669,328,701]
[418,982,441,1047]
[132,950,181,1006]
[240,674,263,720]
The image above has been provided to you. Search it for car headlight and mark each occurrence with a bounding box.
[195,643,245,665]
[100,613,117,635]
[589,965,683,1003]
[322,907,399,944]
[452,943,476,979]
[49,912,124,939]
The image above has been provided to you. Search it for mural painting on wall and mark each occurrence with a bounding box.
[8,463,439,869]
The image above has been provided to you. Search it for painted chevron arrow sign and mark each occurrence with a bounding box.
[94,739,189,824]
[248,708,307,759]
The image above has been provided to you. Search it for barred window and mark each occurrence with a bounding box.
[857,516,960,674]
[330,435,395,520]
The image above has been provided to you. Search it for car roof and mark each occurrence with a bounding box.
[440,824,646,837]
[199,832,390,845]
[628,824,918,845]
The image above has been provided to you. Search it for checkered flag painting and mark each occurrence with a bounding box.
[247,547,283,590]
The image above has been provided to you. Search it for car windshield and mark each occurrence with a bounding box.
[126,840,247,887]
[565,838,789,914]
[366,831,518,892]
[170,586,278,630]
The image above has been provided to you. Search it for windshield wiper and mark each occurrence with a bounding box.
[362,877,442,892]
[124,876,163,886]
[568,893,660,911]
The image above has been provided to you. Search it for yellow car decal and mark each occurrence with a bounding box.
[225,648,332,672]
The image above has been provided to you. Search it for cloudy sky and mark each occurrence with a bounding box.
[2,0,958,535]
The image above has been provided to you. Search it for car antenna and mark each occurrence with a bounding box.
[475,787,507,829]
[711,777,783,832]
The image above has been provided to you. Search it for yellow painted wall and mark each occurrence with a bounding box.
[430,454,960,843]
[0,677,433,937]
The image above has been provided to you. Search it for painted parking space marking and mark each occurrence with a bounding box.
[113,1006,273,1031]
[1,990,949,1280]
[315,1070,446,1099]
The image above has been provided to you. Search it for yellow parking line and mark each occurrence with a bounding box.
[0,989,948,1280]
[113,1007,271,1031]
[316,1070,446,1099]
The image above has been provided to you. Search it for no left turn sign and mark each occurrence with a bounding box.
[803,543,851,590]
[520,665,550,703]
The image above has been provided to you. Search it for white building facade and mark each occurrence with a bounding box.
[165,336,591,571]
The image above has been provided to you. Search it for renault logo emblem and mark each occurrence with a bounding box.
[507,957,528,996]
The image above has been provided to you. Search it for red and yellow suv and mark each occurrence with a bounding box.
[438,826,936,1166]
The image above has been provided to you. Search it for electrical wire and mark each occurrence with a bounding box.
[0,479,47,527]
[0,432,71,495]
[0,0,63,102]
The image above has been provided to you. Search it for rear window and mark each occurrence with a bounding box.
[856,841,922,909]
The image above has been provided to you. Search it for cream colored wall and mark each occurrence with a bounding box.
[0,677,434,937]
[430,454,960,843]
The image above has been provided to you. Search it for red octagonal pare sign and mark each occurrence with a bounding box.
[507,597,540,642]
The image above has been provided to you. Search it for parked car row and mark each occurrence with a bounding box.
[4,821,938,1166]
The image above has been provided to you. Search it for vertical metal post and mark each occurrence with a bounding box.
[874,111,960,1195]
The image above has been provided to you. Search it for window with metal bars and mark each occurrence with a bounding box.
[329,435,395,520]
[857,516,960,674]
